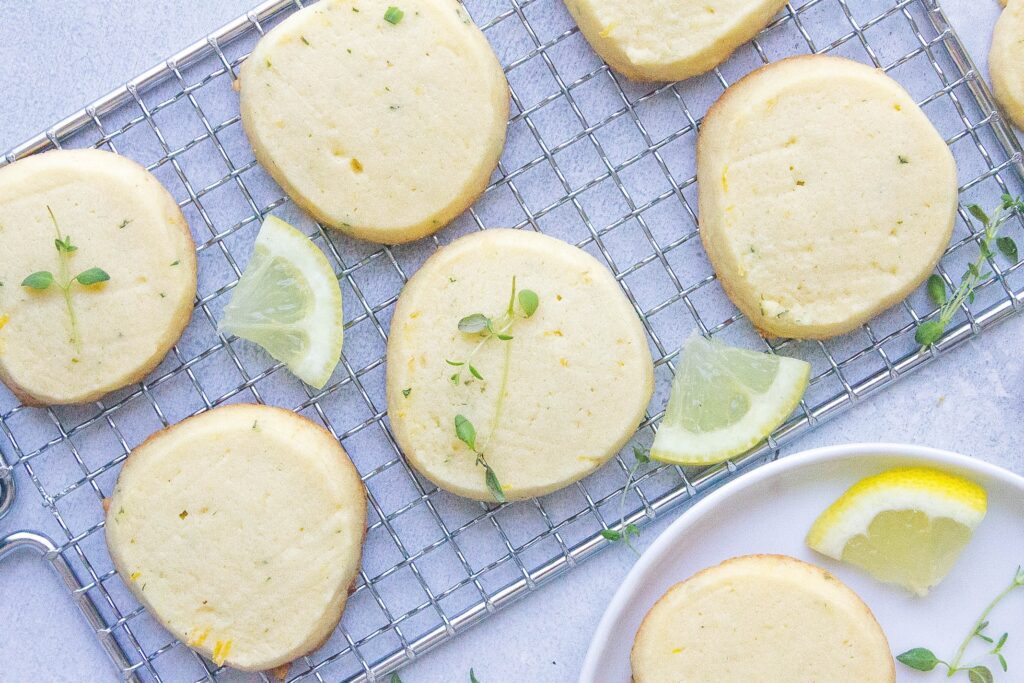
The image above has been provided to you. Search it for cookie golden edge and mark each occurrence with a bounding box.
[384,228,655,501]
[104,404,368,673]
[629,554,896,683]
[697,55,957,340]
[238,2,510,245]
[564,0,788,82]
[0,149,197,406]
[990,0,1024,130]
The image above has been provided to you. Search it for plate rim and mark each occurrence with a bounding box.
[579,442,1024,682]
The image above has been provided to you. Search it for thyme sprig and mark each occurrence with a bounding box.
[897,566,1024,681]
[917,195,1022,347]
[450,277,539,503]
[601,445,651,555]
[21,206,111,354]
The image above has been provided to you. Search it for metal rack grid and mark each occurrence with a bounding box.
[0,0,1022,680]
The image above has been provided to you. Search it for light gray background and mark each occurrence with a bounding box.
[0,1,1020,681]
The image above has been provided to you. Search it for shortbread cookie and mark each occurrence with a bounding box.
[239,0,509,244]
[106,404,367,672]
[387,229,654,502]
[632,555,895,682]
[991,0,1024,130]
[0,149,196,405]
[564,0,788,82]
[698,55,958,339]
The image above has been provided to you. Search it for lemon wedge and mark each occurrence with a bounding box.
[650,334,810,465]
[219,215,343,389]
[807,467,987,596]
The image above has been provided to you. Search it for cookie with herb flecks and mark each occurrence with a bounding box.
[239,0,508,244]
[0,149,196,405]
[698,55,958,339]
[386,229,654,502]
[105,404,367,672]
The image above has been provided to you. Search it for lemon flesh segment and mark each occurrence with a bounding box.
[650,335,810,466]
[220,216,343,389]
[806,467,987,596]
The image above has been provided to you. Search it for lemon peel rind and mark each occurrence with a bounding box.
[806,467,987,559]
[650,353,810,466]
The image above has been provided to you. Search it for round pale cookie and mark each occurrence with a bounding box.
[105,404,367,672]
[387,229,654,502]
[0,149,196,405]
[991,0,1024,130]
[631,555,895,682]
[698,55,958,339]
[239,0,509,244]
[564,0,788,82]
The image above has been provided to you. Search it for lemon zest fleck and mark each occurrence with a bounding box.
[212,639,233,666]
[187,627,211,647]
[0,314,9,331]
[212,639,234,666]
[129,571,141,581]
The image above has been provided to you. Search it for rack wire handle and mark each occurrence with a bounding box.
[0,530,138,682]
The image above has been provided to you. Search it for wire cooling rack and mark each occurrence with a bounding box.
[1,0,1022,681]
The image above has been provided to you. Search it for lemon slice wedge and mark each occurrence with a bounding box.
[220,216,343,389]
[650,335,809,466]
[807,467,987,596]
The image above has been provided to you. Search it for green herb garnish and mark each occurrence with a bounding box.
[927,274,947,307]
[601,524,640,544]
[21,272,54,290]
[390,674,402,683]
[21,206,112,353]
[897,566,1023,680]
[997,236,1018,262]
[899,155,910,164]
[454,414,505,503]
[75,267,111,286]
[384,6,404,24]
[449,277,539,502]
[603,445,651,554]
[916,196,1021,348]
[447,277,537,385]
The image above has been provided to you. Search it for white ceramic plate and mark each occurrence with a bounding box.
[581,443,1024,682]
